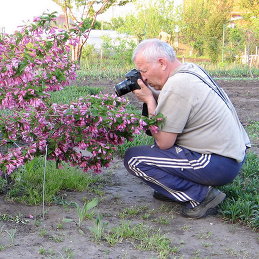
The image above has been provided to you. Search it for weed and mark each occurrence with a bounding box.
[56,222,64,230]
[202,242,212,247]
[39,228,48,237]
[197,231,212,239]
[38,247,55,256]
[142,213,152,220]
[89,213,108,241]
[76,198,99,227]
[0,213,29,224]
[62,248,75,259]
[181,225,192,231]
[49,234,64,243]
[118,205,149,219]
[105,221,179,258]
[152,216,170,225]
[0,177,8,194]
[158,204,174,213]
[0,245,6,251]
[5,228,16,245]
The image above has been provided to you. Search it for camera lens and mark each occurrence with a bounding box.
[114,79,134,97]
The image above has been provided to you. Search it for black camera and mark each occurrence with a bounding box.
[114,69,141,97]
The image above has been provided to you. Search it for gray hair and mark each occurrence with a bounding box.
[132,38,176,63]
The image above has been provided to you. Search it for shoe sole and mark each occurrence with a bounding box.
[182,192,226,219]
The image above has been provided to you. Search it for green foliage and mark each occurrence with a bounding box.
[239,0,259,17]
[219,152,259,229]
[77,64,132,79]
[50,85,102,104]
[76,198,99,227]
[106,17,125,31]
[206,36,220,63]
[0,177,8,194]
[109,0,178,42]
[101,35,137,65]
[89,213,108,241]
[81,44,97,61]
[105,221,179,258]
[180,0,209,56]
[51,0,132,61]
[246,121,259,142]
[5,157,102,205]
[116,132,154,157]
[202,63,259,78]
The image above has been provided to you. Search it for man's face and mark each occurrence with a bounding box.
[134,54,167,90]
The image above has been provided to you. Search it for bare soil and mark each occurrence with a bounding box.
[0,79,258,259]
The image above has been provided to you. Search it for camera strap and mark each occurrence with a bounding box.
[177,66,231,109]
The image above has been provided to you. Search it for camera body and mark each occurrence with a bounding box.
[114,69,141,97]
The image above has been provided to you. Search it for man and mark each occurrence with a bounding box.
[124,39,251,218]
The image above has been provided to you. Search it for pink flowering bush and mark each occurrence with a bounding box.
[0,94,164,175]
[0,12,164,176]
[0,12,77,109]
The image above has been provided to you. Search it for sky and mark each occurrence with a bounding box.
[0,0,183,34]
[0,0,61,33]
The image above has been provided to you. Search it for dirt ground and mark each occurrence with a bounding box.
[0,79,258,259]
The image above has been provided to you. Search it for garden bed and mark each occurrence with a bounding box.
[0,79,258,259]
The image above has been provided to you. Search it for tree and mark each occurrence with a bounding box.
[180,0,234,61]
[51,0,132,63]
[180,0,209,56]
[204,0,234,63]
[111,0,178,42]
[238,0,259,17]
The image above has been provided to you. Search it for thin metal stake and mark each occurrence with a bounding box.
[42,144,48,220]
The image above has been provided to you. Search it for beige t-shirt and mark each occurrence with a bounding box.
[155,63,250,162]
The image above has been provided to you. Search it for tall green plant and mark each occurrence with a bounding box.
[180,0,209,56]
[101,35,137,65]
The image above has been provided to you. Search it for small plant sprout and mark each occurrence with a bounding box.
[89,213,108,241]
[5,228,17,245]
[76,198,99,228]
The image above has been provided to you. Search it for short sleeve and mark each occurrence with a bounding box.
[155,77,192,133]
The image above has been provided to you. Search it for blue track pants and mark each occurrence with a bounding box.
[124,145,243,207]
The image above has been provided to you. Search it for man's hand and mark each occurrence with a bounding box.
[133,79,157,116]
[133,79,154,103]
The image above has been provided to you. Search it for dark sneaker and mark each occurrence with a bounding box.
[181,188,226,219]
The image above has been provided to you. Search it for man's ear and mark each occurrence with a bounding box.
[158,58,167,71]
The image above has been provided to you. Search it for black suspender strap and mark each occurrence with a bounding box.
[177,67,231,109]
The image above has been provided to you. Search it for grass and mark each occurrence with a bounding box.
[246,121,259,143]
[77,63,132,80]
[5,157,105,205]
[105,221,180,258]
[200,63,259,78]
[219,152,259,229]
[79,59,259,80]
[50,85,102,104]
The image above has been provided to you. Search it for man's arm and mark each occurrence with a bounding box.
[134,79,178,149]
[151,131,178,149]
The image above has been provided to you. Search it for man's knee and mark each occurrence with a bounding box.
[124,147,137,175]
